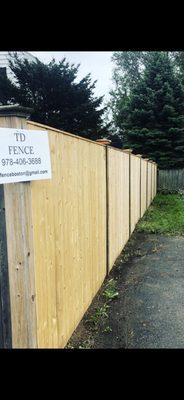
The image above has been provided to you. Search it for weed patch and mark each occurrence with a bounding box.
[137,194,184,236]
[103,278,119,302]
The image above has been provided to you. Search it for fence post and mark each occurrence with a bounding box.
[0,105,38,348]
[96,138,111,275]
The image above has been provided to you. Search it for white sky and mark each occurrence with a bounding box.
[30,51,114,105]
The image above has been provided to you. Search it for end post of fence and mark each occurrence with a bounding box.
[0,105,38,349]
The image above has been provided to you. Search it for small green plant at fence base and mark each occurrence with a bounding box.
[85,304,109,328]
[103,278,119,301]
[85,279,119,326]
[103,326,112,334]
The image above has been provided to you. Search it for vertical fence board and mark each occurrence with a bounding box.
[147,162,152,206]
[155,164,157,196]
[141,159,147,217]
[130,155,141,234]
[151,163,155,200]
[3,183,38,348]
[107,148,129,271]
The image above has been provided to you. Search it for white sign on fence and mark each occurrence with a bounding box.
[0,128,52,184]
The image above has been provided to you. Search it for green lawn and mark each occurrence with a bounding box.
[137,193,184,236]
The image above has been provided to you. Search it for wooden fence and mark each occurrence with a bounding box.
[107,148,130,271]
[0,106,157,348]
[158,169,184,191]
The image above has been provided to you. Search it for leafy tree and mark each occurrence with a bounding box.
[107,52,147,143]
[111,51,145,94]
[172,51,184,84]
[0,52,107,140]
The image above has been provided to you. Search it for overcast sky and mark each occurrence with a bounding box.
[30,52,114,105]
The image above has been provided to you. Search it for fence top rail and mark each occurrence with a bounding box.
[108,146,131,154]
[107,146,155,164]
[27,121,157,166]
[27,120,106,148]
[130,153,142,161]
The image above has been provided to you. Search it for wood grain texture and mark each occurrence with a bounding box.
[107,148,130,271]
[27,121,106,348]
[155,164,157,196]
[151,163,155,200]
[147,162,152,207]
[0,186,12,348]
[3,183,37,348]
[140,159,147,217]
[0,113,157,348]
[0,115,37,348]
[130,155,141,234]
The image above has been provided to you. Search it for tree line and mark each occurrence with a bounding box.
[1,51,184,168]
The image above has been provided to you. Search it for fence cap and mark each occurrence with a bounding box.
[136,154,142,158]
[0,104,33,118]
[96,138,111,145]
[122,148,133,154]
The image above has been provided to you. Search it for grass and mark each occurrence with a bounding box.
[102,278,119,301]
[137,193,184,236]
[84,278,118,331]
[87,304,109,325]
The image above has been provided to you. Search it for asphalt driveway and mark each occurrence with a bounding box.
[68,232,184,349]
[95,232,184,348]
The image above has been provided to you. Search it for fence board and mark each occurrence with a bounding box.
[147,162,152,207]
[107,148,130,271]
[151,163,155,200]
[130,155,141,234]
[141,159,147,217]
[155,164,157,197]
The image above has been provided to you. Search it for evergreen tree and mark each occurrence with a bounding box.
[111,52,184,168]
[0,68,15,105]
[0,53,106,140]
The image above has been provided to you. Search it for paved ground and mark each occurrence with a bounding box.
[68,232,184,349]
